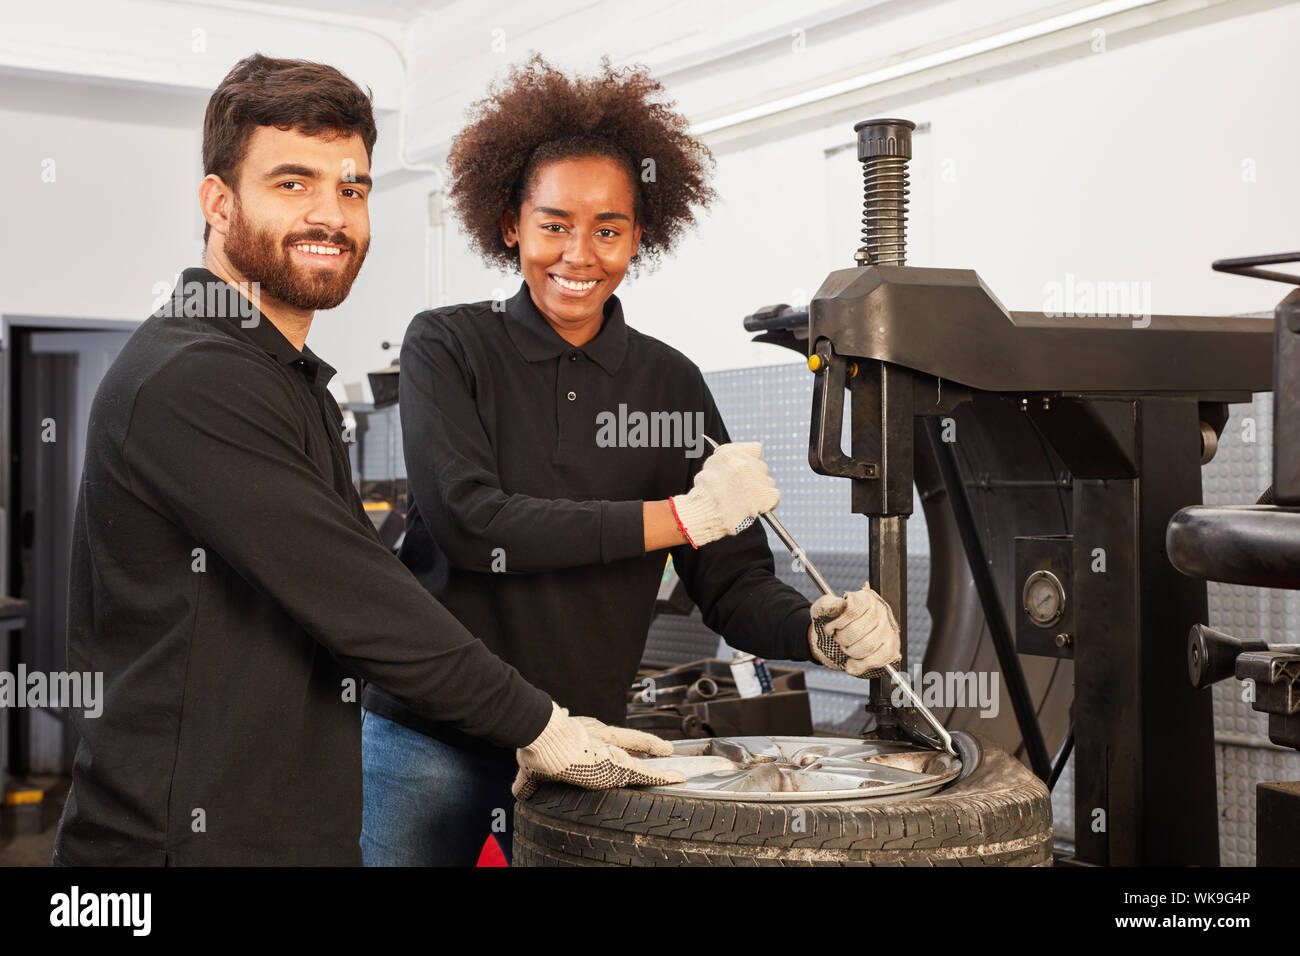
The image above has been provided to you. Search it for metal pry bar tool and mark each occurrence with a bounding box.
[703,435,958,757]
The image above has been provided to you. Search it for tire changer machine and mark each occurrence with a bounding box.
[744,118,1295,867]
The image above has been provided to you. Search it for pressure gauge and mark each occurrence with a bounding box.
[1022,570,1066,628]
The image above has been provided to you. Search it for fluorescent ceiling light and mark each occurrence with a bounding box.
[689,0,1162,135]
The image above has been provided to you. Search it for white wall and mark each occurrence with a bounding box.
[912,2,1299,319]
[318,0,1300,393]
[0,103,203,327]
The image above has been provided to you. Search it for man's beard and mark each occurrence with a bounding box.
[224,197,368,312]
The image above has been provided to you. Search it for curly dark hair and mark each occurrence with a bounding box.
[446,55,715,271]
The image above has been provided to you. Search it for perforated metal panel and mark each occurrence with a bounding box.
[1050,752,1076,846]
[1202,392,1300,866]
[640,611,720,671]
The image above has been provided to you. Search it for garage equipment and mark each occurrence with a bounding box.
[626,658,814,739]
[1166,251,1300,865]
[743,118,1274,865]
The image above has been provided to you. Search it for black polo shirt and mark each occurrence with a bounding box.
[53,267,551,866]
[361,282,812,749]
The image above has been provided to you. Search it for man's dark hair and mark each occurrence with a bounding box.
[201,53,378,242]
[447,55,715,272]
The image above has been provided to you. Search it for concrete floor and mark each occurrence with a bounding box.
[0,775,66,866]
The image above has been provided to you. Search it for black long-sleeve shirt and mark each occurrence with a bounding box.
[362,283,812,749]
[53,267,552,866]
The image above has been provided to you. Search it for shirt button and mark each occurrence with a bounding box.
[567,390,577,401]
[568,351,578,361]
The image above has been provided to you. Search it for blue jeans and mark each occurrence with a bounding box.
[360,708,518,866]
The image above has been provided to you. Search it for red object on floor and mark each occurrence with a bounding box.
[476,834,508,867]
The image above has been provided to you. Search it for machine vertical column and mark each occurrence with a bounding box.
[1070,398,1218,865]
[853,119,917,728]
[869,516,907,679]
[1136,398,1219,864]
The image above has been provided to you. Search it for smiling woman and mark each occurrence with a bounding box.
[358,56,894,868]
[501,154,641,347]
[447,55,714,272]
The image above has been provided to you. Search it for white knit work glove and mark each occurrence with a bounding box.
[513,704,685,800]
[669,442,780,549]
[809,580,902,678]
[572,716,676,755]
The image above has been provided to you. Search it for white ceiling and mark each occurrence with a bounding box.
[159,0,459,21]
[6,0,1291,164]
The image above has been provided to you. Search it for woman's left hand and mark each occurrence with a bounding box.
[808,581,901,677]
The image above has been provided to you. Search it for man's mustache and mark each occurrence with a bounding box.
[283,232,357,252]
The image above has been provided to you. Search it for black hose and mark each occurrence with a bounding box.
[1047,722,1075,792]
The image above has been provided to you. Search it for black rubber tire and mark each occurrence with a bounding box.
[513,735,1052,867]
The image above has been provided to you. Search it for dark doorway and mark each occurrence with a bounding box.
[4,321,134,777]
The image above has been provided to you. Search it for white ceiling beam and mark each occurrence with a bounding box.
[0,0,408,110]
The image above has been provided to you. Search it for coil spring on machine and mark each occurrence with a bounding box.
[860,156,909,266]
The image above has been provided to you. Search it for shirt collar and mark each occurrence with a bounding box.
[172,267,336,389]
[503,280,628,374]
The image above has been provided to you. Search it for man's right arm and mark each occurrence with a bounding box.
[121,341,553,749]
